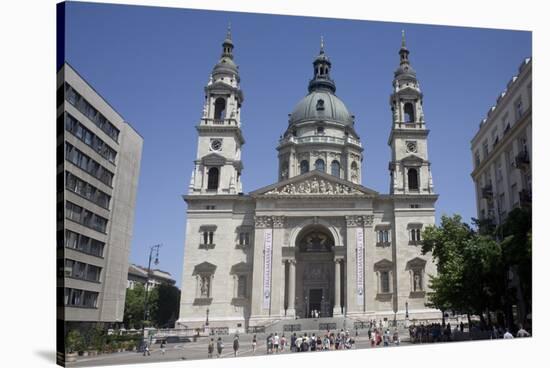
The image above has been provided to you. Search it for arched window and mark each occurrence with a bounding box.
[207,167,219,190]
[331,160,340,178]
[404,102,415,123]
[408,168,419,190]
[214,98,226,120]
[315,159,325,172]
[300,160,309,174]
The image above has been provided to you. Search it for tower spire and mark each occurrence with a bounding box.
[221,23,234,59]
[226,22,232,41]
[308,38,335,93]
[320,35,325,54]
[401,29,406,49]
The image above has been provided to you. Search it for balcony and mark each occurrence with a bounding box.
[481,185,493,199]
[279,135,362,147]
[519,189,532,207]
[515,150,530,171]
[202,118,238,126]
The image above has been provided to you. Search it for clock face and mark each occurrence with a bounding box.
[210,139,222,151]
[406,141,417,153]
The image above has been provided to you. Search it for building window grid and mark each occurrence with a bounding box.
[65,171,111,209]
[64,287,99,308]
[64,259,102,283]
[65,83,120,143]
[65,229,105,257]
[65,201,108,233]
[409,227,422,244]
[65,142,114,187]
[376,229,391,246]
[65,113,118,164]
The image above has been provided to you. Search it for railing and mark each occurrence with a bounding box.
[519,189,532,206]
[283,324,302,332]
[247,326,266,334]
[319,323,337,331]
[481,185,493,199]
[515,150,530,171]
[279,135,362,147]
[202,118,239,126]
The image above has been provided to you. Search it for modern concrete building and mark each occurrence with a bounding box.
[176,30,439,333]
[57,63,143,331]
[127,264,177,290]
[471,58,532,224]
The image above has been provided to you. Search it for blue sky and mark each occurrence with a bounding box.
[63,2,532,286]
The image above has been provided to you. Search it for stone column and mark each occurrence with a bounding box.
[271,216,286,318]
[287,259,296,317]
[333,259,342,315]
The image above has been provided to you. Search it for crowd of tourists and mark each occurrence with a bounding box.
[279,329,356,353]
[408,322,531,343]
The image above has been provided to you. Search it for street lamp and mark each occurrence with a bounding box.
[141,244,162,352]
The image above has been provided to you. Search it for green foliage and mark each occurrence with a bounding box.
[66,330,85,353]
[421,214,501,318]
[123,282,180,329]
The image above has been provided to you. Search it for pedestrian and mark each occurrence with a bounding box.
[252,334,257,354]
[273,332,279,353]
[143,342,150,356]
[290,333,297,352]
[503,329,514,339]
[460,321,464,333]
[160,340,166,355]
[216,337,224,357]
[208,338,214,358]
[233,335,239,357]
[280,334,286,352]
[516,325,531,338]
[393,329,400,346]
[266,333,273,354]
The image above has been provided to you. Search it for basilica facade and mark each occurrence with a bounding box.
[176,30,440,331]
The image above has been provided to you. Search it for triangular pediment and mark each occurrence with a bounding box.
[201,152,227,166]
[401,154,423,164]
[192,262,217,275]
[251,170,378,197]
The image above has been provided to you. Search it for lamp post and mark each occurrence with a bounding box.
[141,244,161,351]
[205,307,210,335]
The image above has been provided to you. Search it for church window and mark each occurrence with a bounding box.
[315,159,325,172]
[404,102,415,123]
[408,225,422,245]
[207,167,219,190]
[317,126,325,134]
[316,99,325,111]
[407,168,419,190]
[238,232,250,247]
[199,225,217,249]
[237,275,247,298]
[350,161,359,182]
[376,228,391,246]
[331,160,340,178]
[380,271,390,293]
[214,98,226,120]
[300,160,309,174]
[515,98,524,121]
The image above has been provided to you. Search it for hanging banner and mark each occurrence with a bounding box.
[356,227,364,306]
[262,228,273,309]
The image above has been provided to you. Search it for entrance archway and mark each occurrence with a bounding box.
[294,225,335,318]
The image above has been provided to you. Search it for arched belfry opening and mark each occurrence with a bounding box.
[289,225,339,318]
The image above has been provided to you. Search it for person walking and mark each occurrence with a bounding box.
[143,342,151,356]
[252,334,257,354]
[216,337,224,357]
[232,335,240,357]
[280,334,287,352]
[273,332,280,353]
[160,340,166,355]
[207,338,214,358]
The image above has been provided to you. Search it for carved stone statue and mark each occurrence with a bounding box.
[414,273,421,291]
[200,276,210,297]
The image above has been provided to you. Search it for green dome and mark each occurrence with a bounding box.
[290,91,353,125]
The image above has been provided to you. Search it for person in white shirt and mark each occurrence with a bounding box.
[503,329,514,339]
[516,325,531,337]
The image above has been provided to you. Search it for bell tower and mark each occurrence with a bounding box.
[388,31,435,195]
[189,25,245,195]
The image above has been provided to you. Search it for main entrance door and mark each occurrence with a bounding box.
[308,288,323,317]
[295,225,335,318]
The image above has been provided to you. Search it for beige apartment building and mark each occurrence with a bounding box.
[57,63,143,331]
[471,58,532,224]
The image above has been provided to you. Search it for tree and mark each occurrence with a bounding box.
[421,214,502,327]
[123,283,158,329]
[154,284,181,328]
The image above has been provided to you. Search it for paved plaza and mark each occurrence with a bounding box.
[67,332,412,367]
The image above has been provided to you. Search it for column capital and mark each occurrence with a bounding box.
[272,215,286,228]
[345,215,374,227]
[254,215,272,228]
